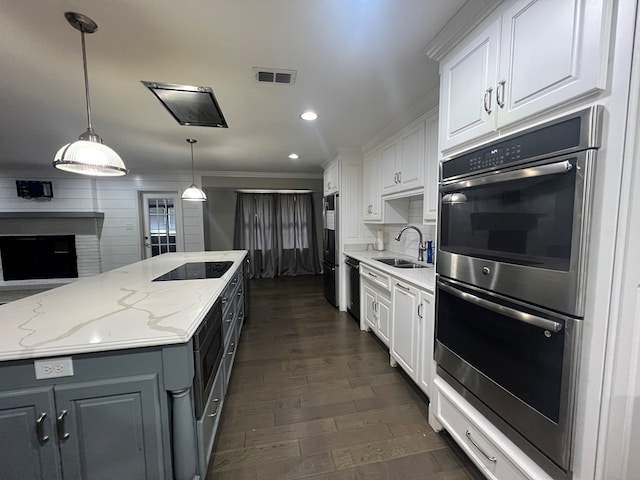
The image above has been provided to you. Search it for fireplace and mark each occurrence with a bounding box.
[0,235,78,280]
[0,212,103,285]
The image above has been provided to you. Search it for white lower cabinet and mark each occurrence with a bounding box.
[360,264,391,346]
[361,283,391,346]
[391,280,419,382]
[417,290,435,397]
[433,377,554,480]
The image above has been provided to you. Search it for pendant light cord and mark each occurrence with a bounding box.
[80,29,93,133]
[190,141,195,184]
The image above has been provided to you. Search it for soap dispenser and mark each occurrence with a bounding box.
[426,240,433,264]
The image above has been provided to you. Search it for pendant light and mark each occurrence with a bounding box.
[181,139,207,202]
[53,12,128,176]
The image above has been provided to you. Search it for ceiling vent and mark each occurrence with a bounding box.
[252,68,297,85]
[141,81,228,128]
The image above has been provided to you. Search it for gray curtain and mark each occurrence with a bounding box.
[233,192,321,278]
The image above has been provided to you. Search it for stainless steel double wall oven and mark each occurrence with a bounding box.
[435,106,602,479]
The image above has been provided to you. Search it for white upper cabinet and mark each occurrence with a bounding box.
[323,159,338,195]
[440,0,610,153]
[381,120,425,195]
[362,149,382,222]
[380,139,400,195]
[439,20,500,152]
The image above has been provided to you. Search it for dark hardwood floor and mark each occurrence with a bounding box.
[207,275,484,480]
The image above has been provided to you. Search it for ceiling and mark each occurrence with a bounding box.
[0,0,468,176]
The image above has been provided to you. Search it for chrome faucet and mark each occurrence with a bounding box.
[395,225,427,262]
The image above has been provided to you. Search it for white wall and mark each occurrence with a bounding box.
[0,169,205,273]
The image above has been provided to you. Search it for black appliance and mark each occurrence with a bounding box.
[344,256,360,322]
[152,261,233,281]
[435,106,602,480]
[192,298,223,417]
[322,193,339,307]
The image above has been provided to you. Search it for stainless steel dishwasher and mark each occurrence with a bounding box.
[344,256,360,322]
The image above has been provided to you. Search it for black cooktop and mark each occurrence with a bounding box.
[153,261,234,281]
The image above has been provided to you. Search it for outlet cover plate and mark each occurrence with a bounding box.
[34,357,74,379]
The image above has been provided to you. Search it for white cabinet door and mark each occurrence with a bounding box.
[439,0,610,153]
[362,284,377,331]
[391,281,419,381]
[381,140,399,195]
[363,150,381,221]
[497,0,607,128]
[398,121,425,192]
[423,115,439,223]
[377,293,392,346]
[439,20,500,152]
[323,160,338,195]
[418,290,435,397]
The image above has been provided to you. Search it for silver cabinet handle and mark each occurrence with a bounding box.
[56,410,70,440]
[222,296,228,306]
[395,283,410,292]
[367,272,378,279]
[226,311,233,323]
[466,430,497,463]
[227,343,236,355]
[483,87,493,114]
[439,280,563,332]
[208,398,220,418]
[36,412,49,443]
[496,79,506,108]
[417,303,423,319]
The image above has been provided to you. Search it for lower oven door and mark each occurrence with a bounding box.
[435,277,581,475]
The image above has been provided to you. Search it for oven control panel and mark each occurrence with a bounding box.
[442,114,585,181]
[468,144,522,172]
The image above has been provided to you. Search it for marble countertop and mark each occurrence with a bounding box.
[344,250,435,292]
[0,251,246,362]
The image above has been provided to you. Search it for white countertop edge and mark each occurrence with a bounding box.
[344,250,435,292]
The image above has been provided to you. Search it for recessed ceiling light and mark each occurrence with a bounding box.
[300,111,318,121]
[288,153,299,160]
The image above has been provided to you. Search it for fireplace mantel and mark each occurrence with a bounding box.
[0,211,104,219]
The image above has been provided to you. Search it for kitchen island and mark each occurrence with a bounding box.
[0,251,248,480]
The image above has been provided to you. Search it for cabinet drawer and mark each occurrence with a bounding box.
[222,295,237,344]
[197,363,225,475]
[435,381,529,480]
[360,264,390,291]
[236,293,245,332]
[224,323,239,387]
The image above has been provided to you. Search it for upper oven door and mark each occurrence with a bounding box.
[437,150,595,316]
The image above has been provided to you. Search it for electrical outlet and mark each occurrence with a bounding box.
[34,357,74,379]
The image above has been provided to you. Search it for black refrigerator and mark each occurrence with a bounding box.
[322,193,339,307]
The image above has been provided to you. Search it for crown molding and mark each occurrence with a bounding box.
[362,88,439,154]
[423,0,504,62]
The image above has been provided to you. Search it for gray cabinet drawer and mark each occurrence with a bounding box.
[224,323,239,388]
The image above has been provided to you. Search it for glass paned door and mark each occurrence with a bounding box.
[142,193,182,258]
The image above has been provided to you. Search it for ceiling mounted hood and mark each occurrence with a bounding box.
[141,81,228,128]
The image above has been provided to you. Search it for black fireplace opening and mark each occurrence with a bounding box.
[0,235,78,281]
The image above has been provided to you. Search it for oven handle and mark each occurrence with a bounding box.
[439,282,563,333]
[440,160,573,193]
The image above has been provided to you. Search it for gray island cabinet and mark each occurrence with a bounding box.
[0,251,248,480]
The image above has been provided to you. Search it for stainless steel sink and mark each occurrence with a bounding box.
[374,257,429,269]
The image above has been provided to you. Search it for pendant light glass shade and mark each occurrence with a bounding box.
[53,12,128,176]
[181,139,207,202]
